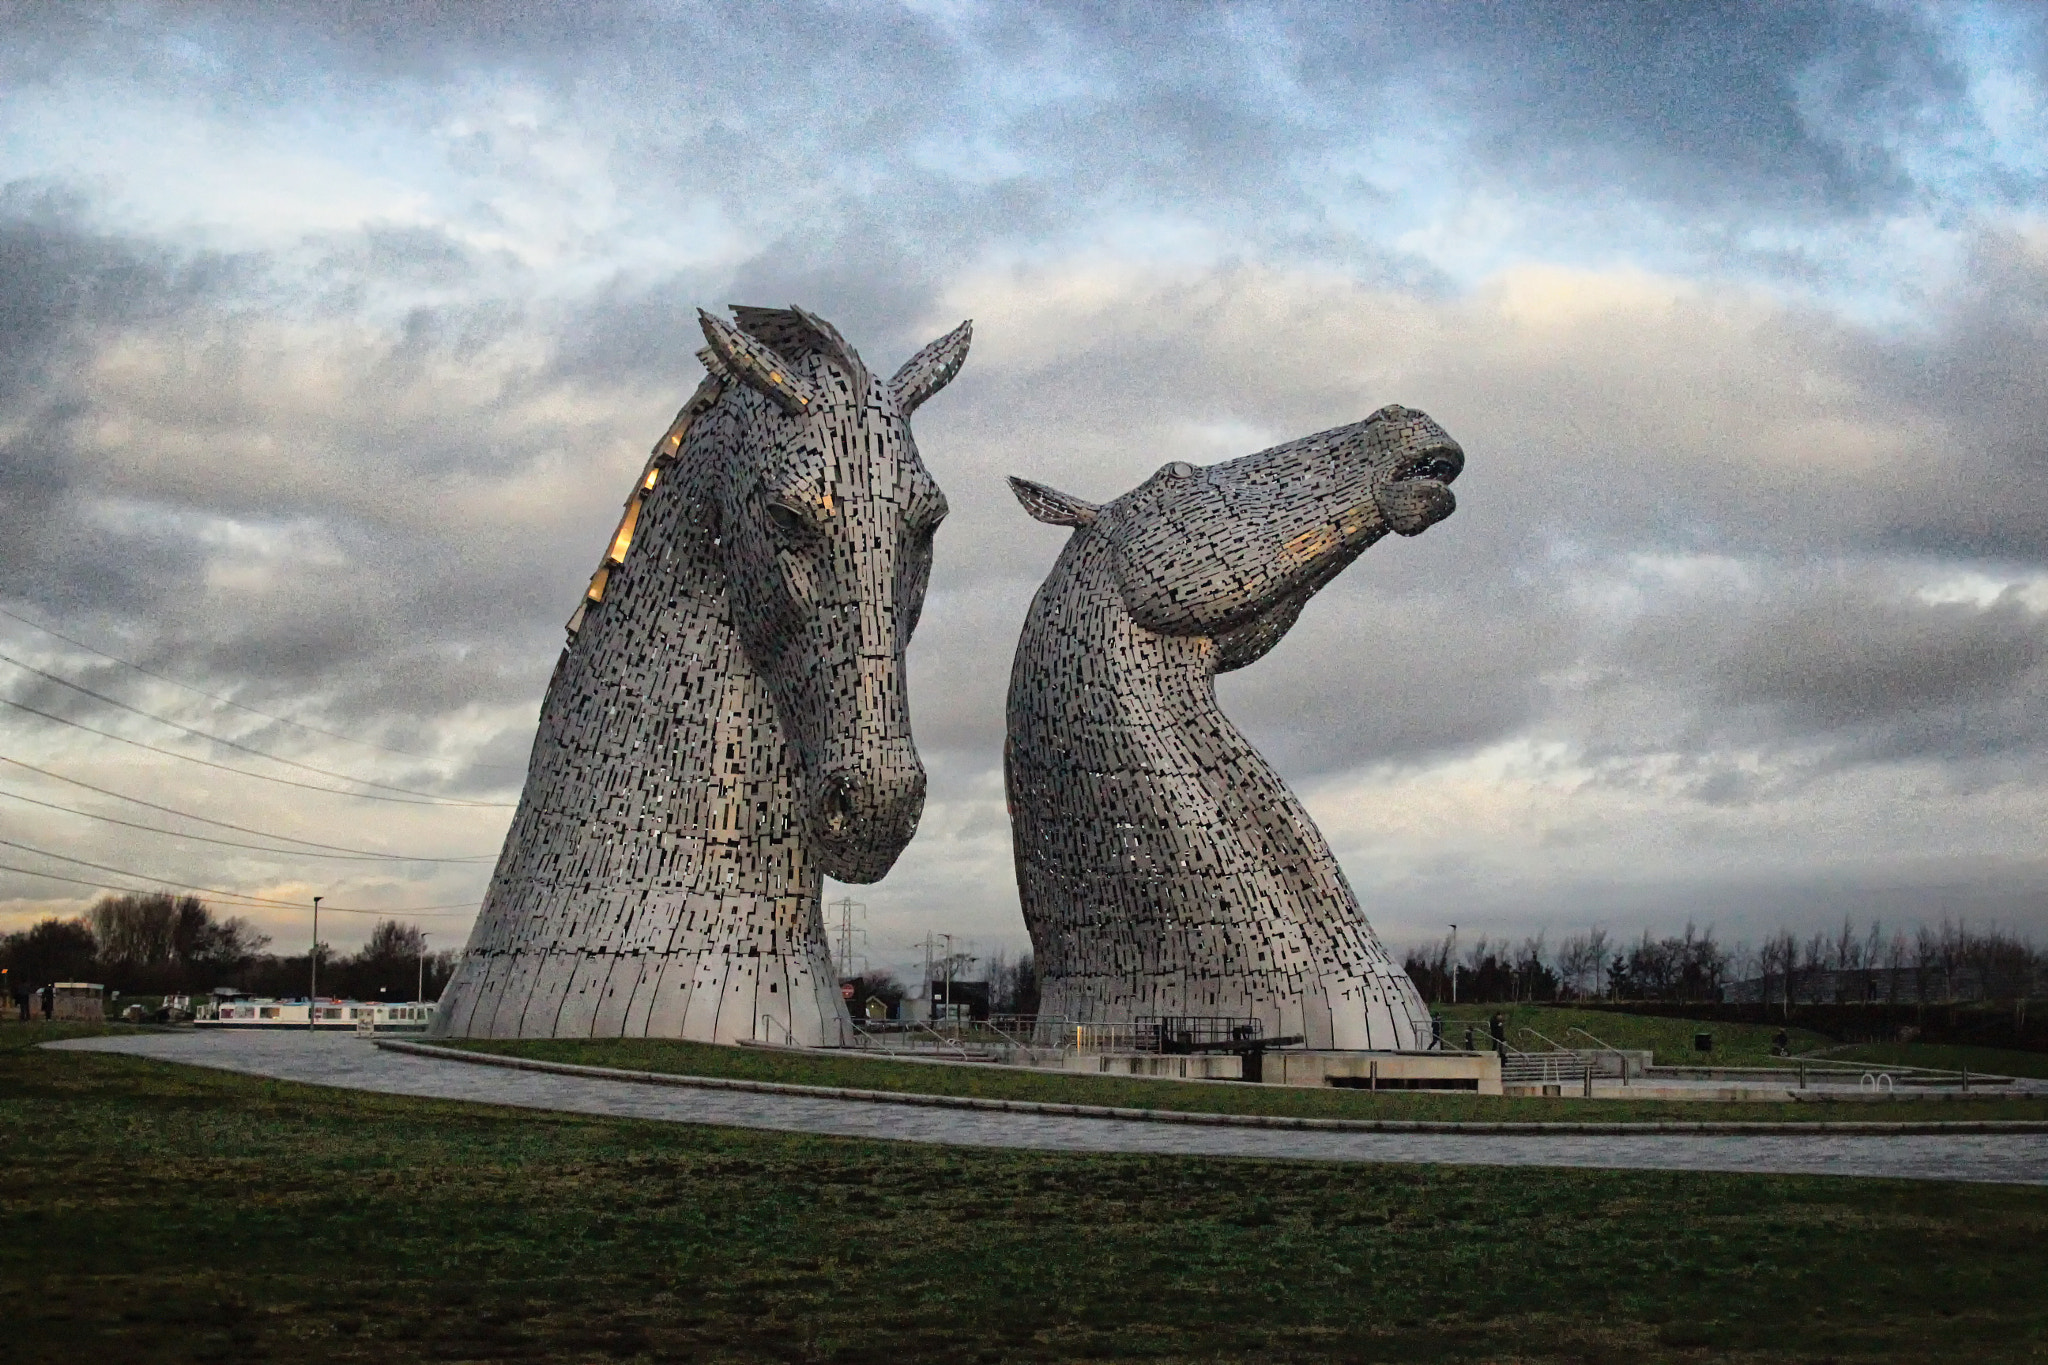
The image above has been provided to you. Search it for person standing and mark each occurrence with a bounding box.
[1489,1011,1506,1054]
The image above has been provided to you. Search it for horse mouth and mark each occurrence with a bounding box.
[1375,475,1457,536]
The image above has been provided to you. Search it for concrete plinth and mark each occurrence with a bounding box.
[1069,1053,1246,1081]
[1067,1049,1504,1093]
[1266,1050,1504,1095]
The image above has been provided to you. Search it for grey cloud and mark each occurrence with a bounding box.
[1220,581,1569,773]
[1610,574,2048,773]
[1713,586,2044,727]
[0,187,253,616]
[12,2,2015,302]
[0,199,628,768]
[1859,230,2048,562]
[311,224,487,289]
[5,8,2047,940]
[1404,0,1971,217]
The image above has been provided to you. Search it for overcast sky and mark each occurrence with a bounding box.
[2,1,2045,979]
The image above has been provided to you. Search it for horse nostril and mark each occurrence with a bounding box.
[820,778,854,836]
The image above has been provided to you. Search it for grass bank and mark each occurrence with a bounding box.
[1819,1041,2048,1080]
[4,1021,2047,1363]
[442,1036,2048,1124]
[1432,1004,1832,1065]
[1435,1003,2048,1077]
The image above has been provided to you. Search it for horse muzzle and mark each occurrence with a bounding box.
[808,754,928,882]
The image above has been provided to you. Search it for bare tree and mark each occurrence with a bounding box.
[1556,934,1594,999]
[1833,916,1861,974]
[1884,928,1908,1005]
[88,893,188,973]
[1800,933,1828,1004]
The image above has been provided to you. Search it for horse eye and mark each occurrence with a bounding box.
[766,501,809,538]
[1163,461,1195,481]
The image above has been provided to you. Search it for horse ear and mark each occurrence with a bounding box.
[889,319,972,414]
[1008,475,1099,527]
[698,309,818,417]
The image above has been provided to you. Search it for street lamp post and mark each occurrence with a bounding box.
[1448,924,1458,1005]
[417,932,428,1005]
[309,895,323,1030]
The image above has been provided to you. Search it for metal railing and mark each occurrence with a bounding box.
[1565,1023,1638,1085]
[846,1017,975,1059]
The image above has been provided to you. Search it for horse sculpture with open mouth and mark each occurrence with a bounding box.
[436,305,970,1044]
[1006,405,1464,1050]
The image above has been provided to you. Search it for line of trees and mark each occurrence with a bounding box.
[1746,919,2041,1009]
[1403,918,2046,1007]
[846,950,1040,1020]
[0,893,456,1003]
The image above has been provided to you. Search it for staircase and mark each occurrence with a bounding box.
[1500,1050,1590,1087]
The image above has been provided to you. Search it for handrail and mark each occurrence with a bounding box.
[1564,1023,1627,1054]
[1515,1023,1578,1053]
[895,1019,974,1059]
[1565,1024,1637,1084]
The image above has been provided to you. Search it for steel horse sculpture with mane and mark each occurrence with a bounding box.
[435,305,970,1044]
[1006,405,1463,1049]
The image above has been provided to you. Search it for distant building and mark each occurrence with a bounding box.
[51,983,103,1022]
[930,979,990,1023]
[198,998,435,1030]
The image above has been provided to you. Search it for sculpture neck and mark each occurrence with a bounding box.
[1016,533,1245,741]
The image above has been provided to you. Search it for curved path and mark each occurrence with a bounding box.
[50,1031,2048,1185]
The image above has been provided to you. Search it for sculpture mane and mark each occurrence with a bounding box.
[1005,406,1463,1049]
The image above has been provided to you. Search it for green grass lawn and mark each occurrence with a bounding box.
[1433,1003,2048,1078]
[442,1035,2048,1125]
[1819,1041,2048,1080]
[1432,1004,1833,1065]
[1,1021,2045,1363]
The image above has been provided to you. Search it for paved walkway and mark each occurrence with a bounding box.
[50,1031,2048,1185]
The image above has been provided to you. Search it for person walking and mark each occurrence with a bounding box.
[40,983,53,1020]
[1489,1011,1506,1054]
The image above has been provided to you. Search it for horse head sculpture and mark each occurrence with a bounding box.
[436,306,970,1043]
[693,306,964,880]
[1005,405,1463,1049]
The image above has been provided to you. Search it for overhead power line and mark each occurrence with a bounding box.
[0,601,524,771]
[0,698,513,808]
[0,860,473,918]
[0,649,515,805]
[0,786,496,863]
[0,835,480,916]
[0,753,498,859]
